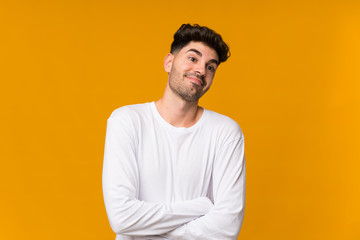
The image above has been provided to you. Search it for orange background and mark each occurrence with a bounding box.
[1,0,359,239]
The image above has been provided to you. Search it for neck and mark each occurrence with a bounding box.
[155,85,203,128]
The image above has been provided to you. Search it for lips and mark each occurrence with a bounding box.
[184,73,204,86]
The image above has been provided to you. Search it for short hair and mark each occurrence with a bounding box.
[170,24,230,64]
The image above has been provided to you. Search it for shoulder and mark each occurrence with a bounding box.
[204,109,244,140]
[106,103,152,139]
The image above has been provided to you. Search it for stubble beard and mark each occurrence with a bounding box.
[168,68,206,102]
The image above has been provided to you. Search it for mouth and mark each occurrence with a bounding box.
[184,73,205,87]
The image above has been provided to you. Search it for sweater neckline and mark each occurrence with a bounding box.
[150,101,207,132]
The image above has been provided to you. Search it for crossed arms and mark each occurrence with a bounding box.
[102,115,246,239]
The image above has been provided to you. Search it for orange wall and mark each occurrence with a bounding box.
[1,1,359,239]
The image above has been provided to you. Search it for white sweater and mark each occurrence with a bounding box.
[102,102,246,240]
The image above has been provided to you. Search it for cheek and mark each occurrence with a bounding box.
[206,75,215,86]
[182,61,194,71]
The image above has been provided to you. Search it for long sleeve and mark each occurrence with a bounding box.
[162,136,246,240]
[102,114,213,237]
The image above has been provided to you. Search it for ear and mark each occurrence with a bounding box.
[164,53,174,73]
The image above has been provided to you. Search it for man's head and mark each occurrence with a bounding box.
[164,24,230,103]
[170,24,230,64]
[164,24,230,102]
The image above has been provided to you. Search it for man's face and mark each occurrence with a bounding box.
[164,41,219,102]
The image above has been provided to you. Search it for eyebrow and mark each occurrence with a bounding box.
[186,48,219,66]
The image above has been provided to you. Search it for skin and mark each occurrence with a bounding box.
[155,41,219,128]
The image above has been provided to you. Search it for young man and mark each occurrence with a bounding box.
[102,24,246,240]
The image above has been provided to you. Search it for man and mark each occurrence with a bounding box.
[102,24,246,240]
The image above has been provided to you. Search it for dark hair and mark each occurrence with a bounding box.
[170,24,230,64]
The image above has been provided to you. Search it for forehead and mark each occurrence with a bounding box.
[179,41,219,61]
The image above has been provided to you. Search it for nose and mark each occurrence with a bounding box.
[195,62,206,76]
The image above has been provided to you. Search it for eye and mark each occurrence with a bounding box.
[206,65,216,72]
[189,57,196,62]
